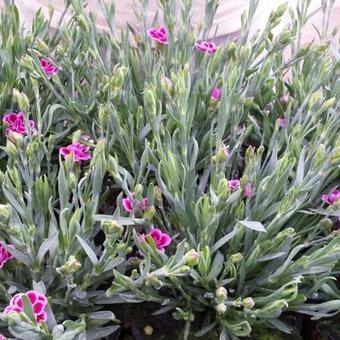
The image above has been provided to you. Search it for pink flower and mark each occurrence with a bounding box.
[147,228,171,253]
[122,193,149,213]
[40,58,59,76]
[321,190,340,205]
[0,242,14,269]
[147,26,168,45]
[0,334,6,340]
[59,143,91,162]
[229,179,240,191]
[194,41,217,55]
[4,291,48,323]
[3,112,35,135]
[211,87,222,101]
[280,95,289,105]
[244,183,253,198]
[278,117,286,128]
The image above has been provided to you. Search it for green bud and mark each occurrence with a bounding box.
[315,144,325,166]
[143,206,156,221]
[184,249,200,266]
[144,86,157,119]
[216,287,228,302]
[126,246,133,255]
[6,139,19,158]
[99,104,108,128]
[235,201,245,219]
[145,273,163,289]
[112,65,128,92]
[319,217,333,230]
[60,255,81,274]
[319,97,335,114]
[101,221,124,236]
[68,172,77,190]
[218,178,230,199]
[161,76,173,94]
[107,155,119,178]
[0,204,11,225]
[216,303,227,315]
[154,186,163,205]
[77,15,90,32]
[245,146,255,164]
[215,148,228,164]
[227,41,237,59]
[230,252,243,264]
[21,55,34,70]
[134,184,144,199]
[242,297,255,309]
[13,89,30,112]
[36,39,48,53]
[179,265,191,274]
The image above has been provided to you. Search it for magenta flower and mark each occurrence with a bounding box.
[194,41,217,55]
[147,26,168,45]
[59,143,91,162]
[229,179,240,191]
[40,58,59,77]
[4,291,48,323]
[122,193,149,213]
[3,112,35,135]
[0,242,14,269]
[147,228,171,253]
[278,117,286,128]
[0,334,5,340]
[211,87,222,101]
[321,190,340,205]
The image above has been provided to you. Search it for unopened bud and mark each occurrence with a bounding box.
[143,206,156,221]
[230,252,243,264]
[145,273,163,289]
[101,221,124,236]
[218,178,230,198]
[216,287,228,302]
[99,104,108,128]
[179,265,191,274]
[242,297,255,309]
[154,186,163,205]
[107,155,119,178]
[134,184,144,199]
[161,76,173,94]
[0,204,10,225]
[112,65,128,91]
[144,325,154,336]
[36,39,48,53]
[319,217,333,230]
[13,89,30,112]
[60,255,81,274]
[216,303,227,315]
[144,87,157,119]
[184,249,200,266]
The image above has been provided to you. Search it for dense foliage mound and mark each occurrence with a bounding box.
[0,0,339,339]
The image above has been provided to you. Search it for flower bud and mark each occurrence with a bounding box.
[216,287,228,302]
[112,65,128,92]
[21,55,34,70]
[144,87,157,119]
[13,89,30,113]
[319,217,333,230]
[216,303,227,315]
[99,104,108,128]
[184,249,200,266]
[179,265,191,274]
[60,255,81,274]
[143,206,156,221]
[36,39,48,53]
[107,155,119,178]
[145,273,163,289]
[0,204,10,225]
[101,221,124,236]
[218,178,230,198]
[227,41,237,59]
[230,252,243,264]
[161,76,173,94]
[154,186,163,205]
[134,184,144,199]
[242,297,255,309]
[144,325,154,336]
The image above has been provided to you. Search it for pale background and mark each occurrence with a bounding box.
[0,1,339,44]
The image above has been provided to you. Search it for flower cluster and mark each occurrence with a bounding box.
[2,112,35,135]
[0,242,13,269]
[194,41,218,54]
[4,291,48,323]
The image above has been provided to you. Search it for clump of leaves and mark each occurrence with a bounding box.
[0,0,339,339]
